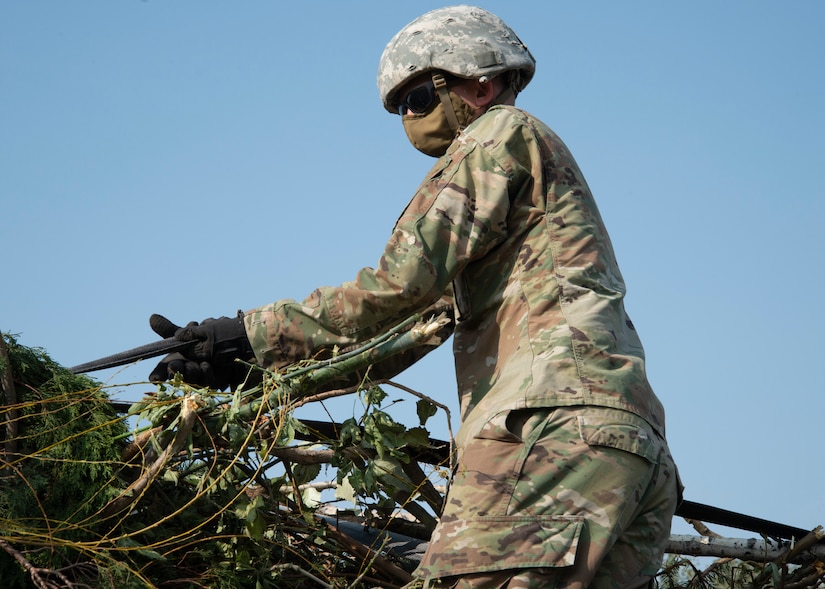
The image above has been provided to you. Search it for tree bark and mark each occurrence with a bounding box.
[666,529,825,564]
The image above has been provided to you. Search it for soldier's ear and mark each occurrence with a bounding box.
[475,77,498,106]
[451,77,497,110]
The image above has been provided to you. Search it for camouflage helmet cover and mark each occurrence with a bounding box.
[377,5,536,114]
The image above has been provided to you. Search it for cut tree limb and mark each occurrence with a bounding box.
[666,528,825,564]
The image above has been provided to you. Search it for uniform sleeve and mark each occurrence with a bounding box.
[244,137,513,371]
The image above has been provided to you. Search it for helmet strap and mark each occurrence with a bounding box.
[432,73,462,133]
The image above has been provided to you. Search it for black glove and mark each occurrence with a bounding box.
[148,352,214,387]
[148,312,257,391]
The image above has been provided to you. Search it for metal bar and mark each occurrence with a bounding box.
[676,499,812,541]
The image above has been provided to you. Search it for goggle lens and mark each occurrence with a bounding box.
[398,81,436,116]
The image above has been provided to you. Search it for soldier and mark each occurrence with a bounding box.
[150,6,681,588]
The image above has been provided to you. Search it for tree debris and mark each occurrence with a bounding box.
[1,328,822,588]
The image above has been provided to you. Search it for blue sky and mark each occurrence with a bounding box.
[2,1,823,541]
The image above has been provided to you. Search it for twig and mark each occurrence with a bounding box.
[271,563,333,588]
[685,518,722,538]
[0,539,72,589]
[291,382,369,408]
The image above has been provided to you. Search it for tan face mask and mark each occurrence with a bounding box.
[401,90,476,157]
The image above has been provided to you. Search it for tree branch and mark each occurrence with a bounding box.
[98,393,201,520]
[666,531,825,564]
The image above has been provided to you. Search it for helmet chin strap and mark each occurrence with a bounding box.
[432,73,462,133]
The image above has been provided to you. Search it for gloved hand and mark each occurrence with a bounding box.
[148,312,257,391]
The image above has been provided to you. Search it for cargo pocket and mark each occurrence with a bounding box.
[416,514,584,580]
[451,410,548,518]
[576,410,660,464]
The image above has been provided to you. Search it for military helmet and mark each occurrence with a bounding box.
[377,5,536,114]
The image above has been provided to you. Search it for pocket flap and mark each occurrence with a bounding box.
[578,415,659,463]
[417,515,583,579]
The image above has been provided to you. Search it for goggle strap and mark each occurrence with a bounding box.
[432,73,461,132]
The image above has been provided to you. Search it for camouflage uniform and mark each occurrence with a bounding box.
[244,103,680,588]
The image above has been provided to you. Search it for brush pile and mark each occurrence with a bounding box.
[1,320,823,589]
[1,317,451,588]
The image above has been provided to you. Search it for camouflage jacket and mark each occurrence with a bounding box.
[244,105,666,443]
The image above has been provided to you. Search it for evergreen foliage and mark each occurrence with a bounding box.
[1,334,128,587]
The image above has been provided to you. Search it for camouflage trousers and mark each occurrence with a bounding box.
[410,406,680,589]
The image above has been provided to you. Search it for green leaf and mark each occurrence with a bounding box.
[336,475,357,504]
[416,399,438,425]
[226,422,249,447]
[301,486,321,509]
[404,426,430,448]
[364,385,387,406]
[243,495,267,539]
[338,418,362,446]
[245,511,266,540]
[234,497,251,520]
[291,462,321,485]
[275,415,297,446]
